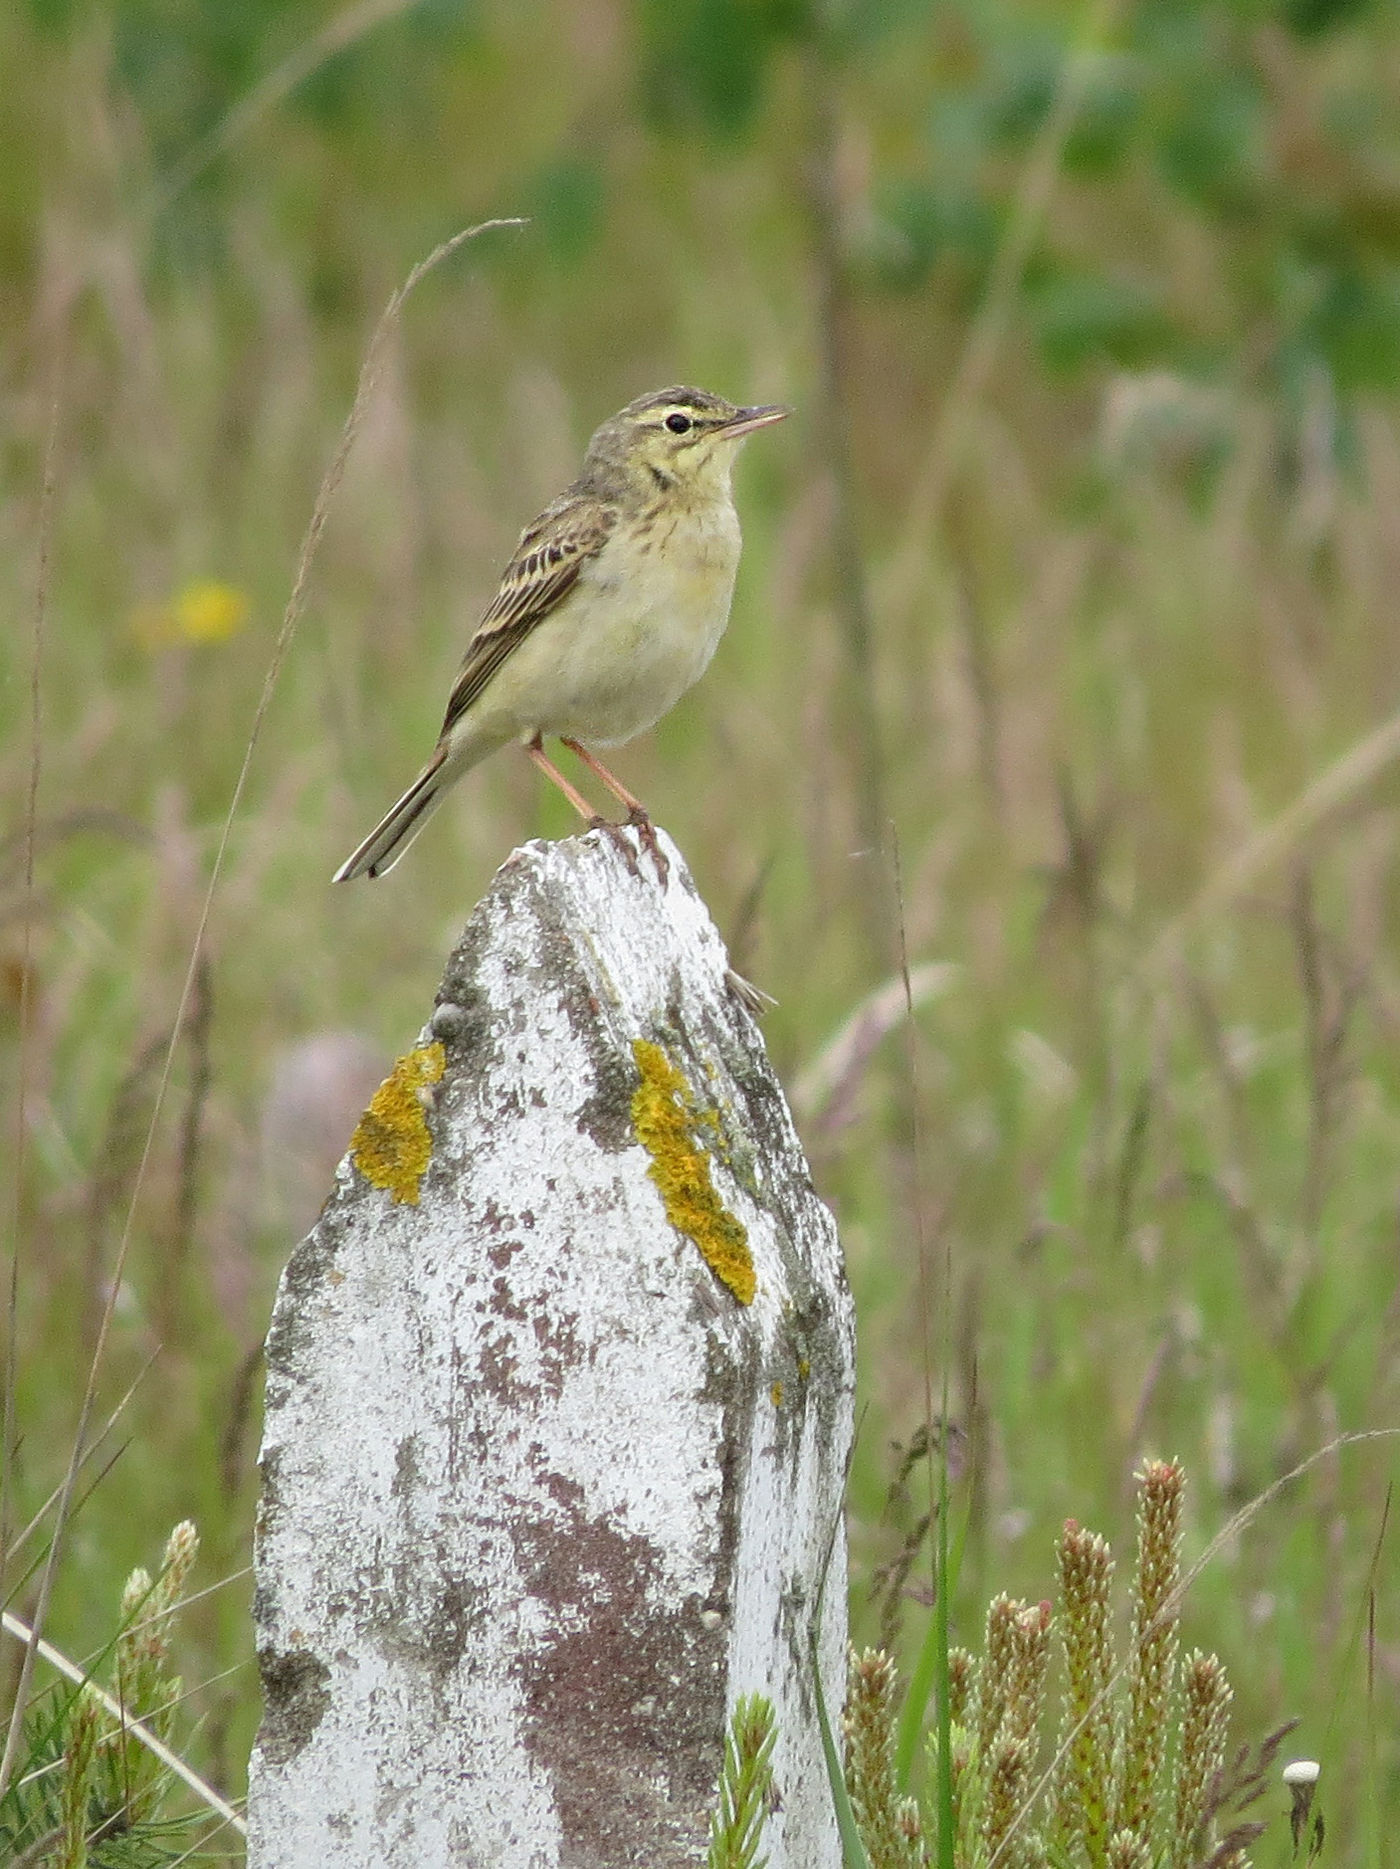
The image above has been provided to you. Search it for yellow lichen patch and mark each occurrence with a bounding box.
[630,1038,755,1306]
[350,1042,446,1205]
[771,1381,784,1409]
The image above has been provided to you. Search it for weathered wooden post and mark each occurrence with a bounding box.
[246,829,856,1868]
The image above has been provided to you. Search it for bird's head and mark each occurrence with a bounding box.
[583,386,789,504]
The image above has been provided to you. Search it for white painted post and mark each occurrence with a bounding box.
[247,829,856,1869]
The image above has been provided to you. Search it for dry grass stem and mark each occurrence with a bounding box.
[1145,702,1400,975]
[793,962,960,1129]
[806,53,890,960]
[844,1646,922,1869]
[0,215,522,1803]
[1119,1460,1184,1845]
[882,0,1123,618]
[147,0,420,214]
[3,1359,153,1570]
[0,1610,245,1835]
[0,373,63,1801]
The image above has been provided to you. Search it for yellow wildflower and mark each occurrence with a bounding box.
[131,579,249,649]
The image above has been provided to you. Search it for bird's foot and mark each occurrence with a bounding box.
[625,806,669,886]
[589,814,642,880]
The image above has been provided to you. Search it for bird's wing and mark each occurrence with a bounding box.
[438,496,616,739]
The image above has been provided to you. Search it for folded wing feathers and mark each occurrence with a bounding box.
[336,498,615,881]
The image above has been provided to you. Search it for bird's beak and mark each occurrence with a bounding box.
[720,403,791,440]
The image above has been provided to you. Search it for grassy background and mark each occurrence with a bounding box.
[2,0,1397,1855]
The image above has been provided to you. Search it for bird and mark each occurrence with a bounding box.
[333,384,789,887]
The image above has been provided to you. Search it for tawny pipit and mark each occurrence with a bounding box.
[334,385,788,886]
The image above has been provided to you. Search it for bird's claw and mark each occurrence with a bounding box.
[587,808,668,885]
[590,814,642,879]
[625,806,670,885]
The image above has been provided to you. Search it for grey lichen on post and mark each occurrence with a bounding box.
[247,828,857,1869]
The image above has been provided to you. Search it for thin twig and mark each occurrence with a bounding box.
[0,1608,245,1835]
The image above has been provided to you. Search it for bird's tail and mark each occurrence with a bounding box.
[333,746,453,882]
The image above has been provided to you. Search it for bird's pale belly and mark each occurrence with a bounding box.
[481,519,741,747]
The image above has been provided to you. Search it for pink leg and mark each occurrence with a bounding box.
[524,735,642,879]
[525,735,599,822]
[560,738,668,885]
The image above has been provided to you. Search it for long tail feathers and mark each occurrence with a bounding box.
[333,746,452,882]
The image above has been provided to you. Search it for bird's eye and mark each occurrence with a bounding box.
[665,411,692,434]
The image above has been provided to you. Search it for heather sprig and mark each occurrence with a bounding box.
[1170,1650,1234,1868]
[947,1648,976,1730]
[846,1647,924,1869]
[108,1518,200,1829]
[833,1462,1270,1869]
[1050,1520,1117,1868]
[1118,1459,1185,1849]
[707,1693,778,1869]
[975,1596,1022,1764]
[56,1688,102,1869]
[0,1520,205,1866]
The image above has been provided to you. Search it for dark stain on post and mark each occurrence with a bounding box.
[256,1646,332,1767]
[513,1502,727,1863]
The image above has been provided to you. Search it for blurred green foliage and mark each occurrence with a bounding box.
[15,0,1400,422]
[849,0,1400,423]
[2,0,1399,1856]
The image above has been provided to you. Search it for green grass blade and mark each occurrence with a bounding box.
[895,1480,971,1791]
[931,1414,955,1869]
[810,1612,874,1869]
